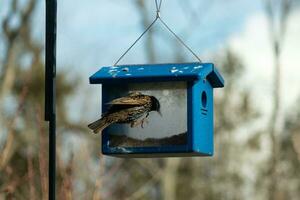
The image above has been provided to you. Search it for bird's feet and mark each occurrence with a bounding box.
[130,118,149,128]
[140,118,149,128]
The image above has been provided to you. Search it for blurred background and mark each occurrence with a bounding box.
[0,0,300,199]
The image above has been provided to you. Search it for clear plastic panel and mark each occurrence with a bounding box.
[104,82,187,147]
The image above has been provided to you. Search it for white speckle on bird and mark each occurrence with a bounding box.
[183,67,189,70]
[179,70,183,73]
[122,67,129,72]
[125,73,132,76]
[110,66,119,69]
[137,67,144,70]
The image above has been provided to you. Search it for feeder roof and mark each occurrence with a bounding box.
[90,62,224,88]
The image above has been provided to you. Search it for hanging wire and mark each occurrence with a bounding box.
[114,17,158,66]
[114,0,202,66]
[158,17,202,63]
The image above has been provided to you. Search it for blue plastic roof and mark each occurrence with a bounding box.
[90,63,224,88]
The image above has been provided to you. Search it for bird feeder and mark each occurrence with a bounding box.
[89,62,224,157]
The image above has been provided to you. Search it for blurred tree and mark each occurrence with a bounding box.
[173,51,258,200]
[0,0,83,199]
[278,98,300,200]
[135,0,156,63]
[260,0,295,199]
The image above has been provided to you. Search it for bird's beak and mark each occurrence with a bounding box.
[158,110,163,117]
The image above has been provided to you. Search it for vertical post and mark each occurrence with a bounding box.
[45,0,57,199]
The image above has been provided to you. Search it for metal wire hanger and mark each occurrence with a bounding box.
[114,0,202,66]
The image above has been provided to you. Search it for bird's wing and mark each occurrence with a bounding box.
[109,106,147,121]
[107,95,148,106]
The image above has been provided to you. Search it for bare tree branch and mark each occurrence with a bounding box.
[135,0,156,63]
[92,154,104,200]
[36,105,49,200]
[0,73,30,170]
[0,0,37,98]
[27,149,37,200]
[263,0,293,199]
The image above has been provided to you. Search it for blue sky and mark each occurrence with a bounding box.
[0,0,263,72]
[49,0,263,72]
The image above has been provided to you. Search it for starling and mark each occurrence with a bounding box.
[88,92,161,134]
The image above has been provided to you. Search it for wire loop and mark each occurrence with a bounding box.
[155,0,163,12]
[114,0,202,66]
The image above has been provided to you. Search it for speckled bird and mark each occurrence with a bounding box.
[88,92,161,134]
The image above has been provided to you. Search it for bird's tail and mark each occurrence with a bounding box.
[88,117,112,134]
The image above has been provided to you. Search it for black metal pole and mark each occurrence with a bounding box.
[45,0,57,199]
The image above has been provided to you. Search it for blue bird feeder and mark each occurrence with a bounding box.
[90,62,224,157]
